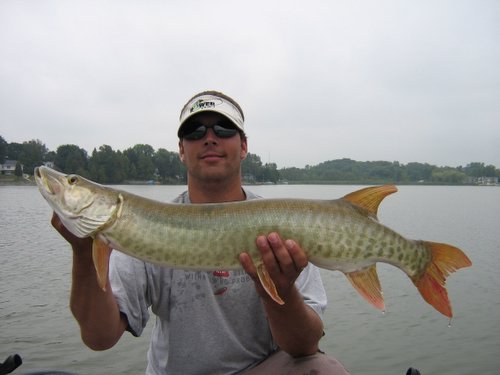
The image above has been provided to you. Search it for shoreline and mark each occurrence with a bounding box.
[0,179,496,187]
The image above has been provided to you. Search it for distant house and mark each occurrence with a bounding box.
[476,176,499,186]
[0,160,23,175]
[468,176,499,186]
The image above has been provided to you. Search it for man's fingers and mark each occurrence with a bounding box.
[260,233,302,277]
[284,239,308,272]
[239,253,257,278]
[256,234,284,277]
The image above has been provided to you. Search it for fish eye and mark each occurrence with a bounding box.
[68,175,78,185]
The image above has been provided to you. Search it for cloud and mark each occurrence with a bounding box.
[1,0,498,168]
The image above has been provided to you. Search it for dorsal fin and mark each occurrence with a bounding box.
[342,185,398,216]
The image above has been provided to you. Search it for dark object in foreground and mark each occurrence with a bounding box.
[0,353,81,375]
[406,367,422,375]
[0,354,22,375]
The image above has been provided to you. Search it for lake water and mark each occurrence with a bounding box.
[1,184,499,375]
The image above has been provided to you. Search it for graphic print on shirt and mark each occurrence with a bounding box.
[170,270,254,315]
[211,269,252,297]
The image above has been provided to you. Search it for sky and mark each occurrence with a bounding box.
[1,0,499,169]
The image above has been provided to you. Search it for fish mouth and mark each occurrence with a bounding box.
[35,166,63,196]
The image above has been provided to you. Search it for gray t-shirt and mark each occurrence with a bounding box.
[109,188,327,375]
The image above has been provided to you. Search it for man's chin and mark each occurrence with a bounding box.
[199,167,237,182]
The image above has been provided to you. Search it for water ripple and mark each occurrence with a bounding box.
[1,185,499,374]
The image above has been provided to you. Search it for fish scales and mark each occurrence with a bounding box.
[103,194,428,277]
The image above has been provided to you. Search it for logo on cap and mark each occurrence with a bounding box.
[190,99,222,114]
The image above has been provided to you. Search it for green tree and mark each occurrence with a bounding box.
[55,144,88,175]
[365,161,398,182]
[463,162,498,179]
[259,163,280,183]
[45,150,56,162]
[431,168,467,184]
[279,167,305,182]
[124,144,156,181]
[88,145,129,183]
[464,162,484,177]
[14,161,23,177]
[0,136,7,164]
[6,142,23,160]
[242,153,263,181]
[154,148,184,183]
[19,139,48,175]
[483,164,497,177]
[404,162,434,182]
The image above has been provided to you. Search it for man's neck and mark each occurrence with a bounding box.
[187,178,246,203]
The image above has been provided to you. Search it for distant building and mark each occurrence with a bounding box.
[468,176,499,186]
[43,161,55,169]
[0,160,23,175]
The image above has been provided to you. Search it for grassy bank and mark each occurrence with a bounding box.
[0,175,35,185]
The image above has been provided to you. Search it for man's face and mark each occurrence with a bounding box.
[178,112,247,184]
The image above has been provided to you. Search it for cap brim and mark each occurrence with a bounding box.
[178,94,244,137]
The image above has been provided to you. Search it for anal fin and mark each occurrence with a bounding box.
[256,263,285,305]
[346,265,385,311]
[92,236,112,292]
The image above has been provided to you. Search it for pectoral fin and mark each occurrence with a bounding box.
[92,236,112,291]
[346,265,385,311]
[256,263,285,305]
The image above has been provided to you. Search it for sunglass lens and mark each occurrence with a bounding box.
[182,124,206,140]
[213,124,238,138]
[182,121,238,140]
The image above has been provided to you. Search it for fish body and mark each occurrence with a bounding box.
[35,166,471,317]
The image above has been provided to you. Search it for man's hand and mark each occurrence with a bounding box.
[240,233,322,356]
[51,211,126,350]
[239,232,308,303]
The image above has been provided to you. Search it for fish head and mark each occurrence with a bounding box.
[35,166,121,238]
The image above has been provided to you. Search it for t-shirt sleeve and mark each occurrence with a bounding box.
[295,263,327,318]
[109,251,150,337]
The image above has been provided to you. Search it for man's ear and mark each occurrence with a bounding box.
[240,139,248,161]
[178,141,185,163]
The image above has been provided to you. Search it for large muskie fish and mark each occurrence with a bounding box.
[35,166,471,318]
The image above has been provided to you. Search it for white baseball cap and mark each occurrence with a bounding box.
[178,92,245,137]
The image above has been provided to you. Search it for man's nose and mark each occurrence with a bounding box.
[204,128,219,144]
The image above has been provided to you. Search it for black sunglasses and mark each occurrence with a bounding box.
[180,120,239,140]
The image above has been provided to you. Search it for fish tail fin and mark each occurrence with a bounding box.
[412,241,471,318]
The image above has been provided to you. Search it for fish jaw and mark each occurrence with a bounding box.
[35,166,65,204]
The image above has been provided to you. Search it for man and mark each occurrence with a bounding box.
[52,91,350,374]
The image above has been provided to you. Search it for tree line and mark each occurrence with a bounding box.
[0,136,280,184]
[1,135,498,185]
[280,159,499,184]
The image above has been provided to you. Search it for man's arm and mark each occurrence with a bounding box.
[239,233,324,357]
[52,213,127,350]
